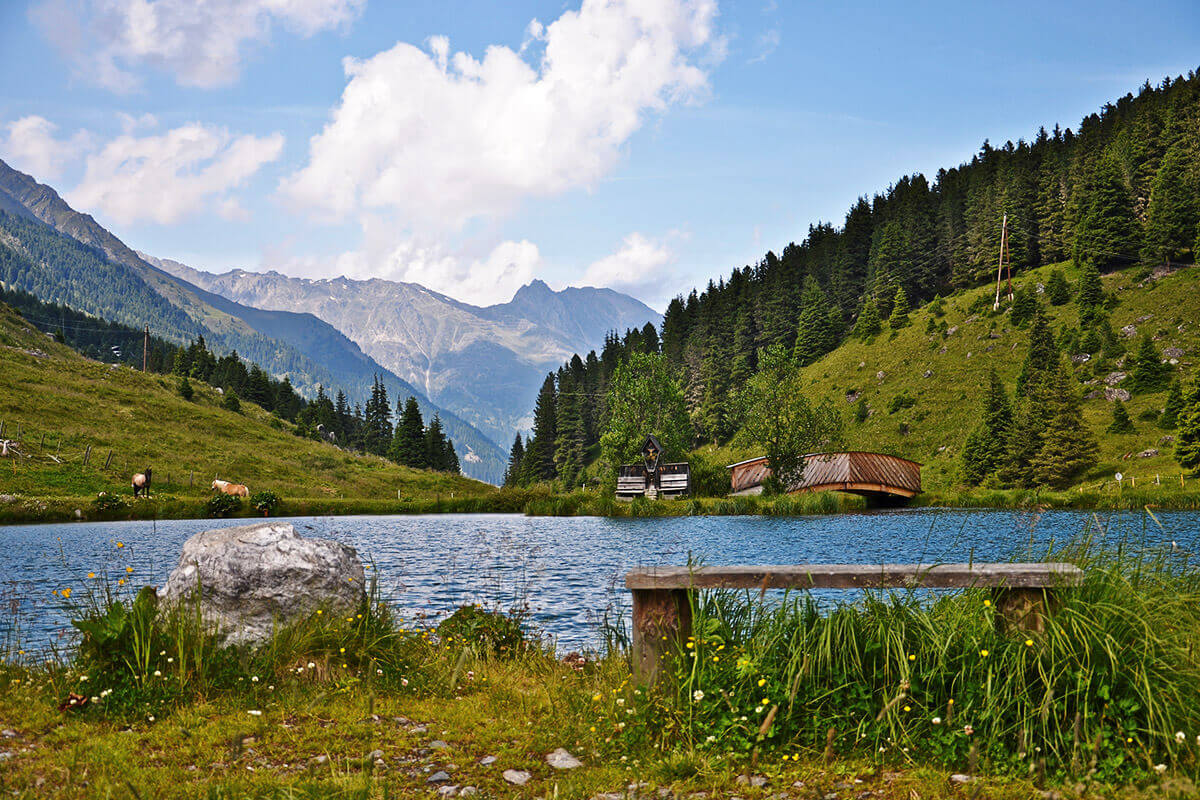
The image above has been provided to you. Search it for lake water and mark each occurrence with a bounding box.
[2,509,1197,655]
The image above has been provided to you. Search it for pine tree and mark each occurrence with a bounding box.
[1009,282,1038,326]
[997,398,1042,488]
[1106,400,1135,433]
[445,440,460,475]
[178,375,194,401]
[793,278,834,365]
[852,296,882,339]
[423,415,450,470]
[504,434,526,486]
[553,375,586,487]
[390,396,425,467]
[1176,379,1200,474]
[1073,151,1142,269]
[887,285,910,330]
[525,374,558,482]
[1130,334,1172,393]
[1030,359,1099,488]
[1075,262,1104,324]
[1159,378,1184,430]
[1140,143,1198,265]
[361,375,393,456]
[960,369,1013,485]
[1045,269,1070,305]
[1015,306,1058,396]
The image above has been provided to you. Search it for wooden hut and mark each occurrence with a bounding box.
[727,451,922,503]
[616,435,691,500]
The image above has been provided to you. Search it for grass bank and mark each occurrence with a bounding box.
[4,532,1200,797]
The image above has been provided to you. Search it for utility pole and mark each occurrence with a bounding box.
[142,324,149,372]
[992,213,1009,311]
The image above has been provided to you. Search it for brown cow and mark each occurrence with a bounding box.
[211,479,249,497]
[132,467,152,498]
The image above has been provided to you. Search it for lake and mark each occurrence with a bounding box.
[2,509,1196,655]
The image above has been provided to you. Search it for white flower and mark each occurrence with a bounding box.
[80,675,88,682]
[147,715,155,723]
[616,698,624,706]
[90,696,99,703]
[704,735,716,743]
[401,678,409,687]
[268,685,275,691]
[153,670,161,677]
[251,676,259,683]
[377,669,384,676]
[307,662,315,669]
[692,690,705,702]
[248,710,262,717]
[166,658,174,664]
[931,717,942,725]
[963,724,974,736]
[1176,731,1186,742]
[1155,763,1167,774]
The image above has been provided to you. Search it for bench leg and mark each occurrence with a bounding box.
[994,588,1057,634]
[631,588,692,685]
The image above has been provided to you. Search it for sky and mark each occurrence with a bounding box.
[1,1,1198,311]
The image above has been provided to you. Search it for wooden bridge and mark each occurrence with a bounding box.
[727,451,922,503]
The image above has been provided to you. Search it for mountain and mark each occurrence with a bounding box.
[0,159,507,483]
[144,262,661,446]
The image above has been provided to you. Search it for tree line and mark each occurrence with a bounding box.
[510,69,1200,487]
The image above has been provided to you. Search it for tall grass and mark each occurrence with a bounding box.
[523,490,865,517]
[643,533,1200,781]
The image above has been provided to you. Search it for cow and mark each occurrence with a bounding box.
[211,479,250,497]
[131,467,152,498]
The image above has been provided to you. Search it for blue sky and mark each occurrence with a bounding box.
[1,0,1198,310]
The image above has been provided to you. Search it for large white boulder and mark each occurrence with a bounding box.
[159,522,364,646]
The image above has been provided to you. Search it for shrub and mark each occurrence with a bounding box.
[436,604,527,657]
[888,392,917,414]
[249,490,281,516]
[221,392,241,413]
[91,492,128,515]
[205,493,243,518]
[177,376,194,401]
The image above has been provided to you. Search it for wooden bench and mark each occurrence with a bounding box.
[624,562,1085,683]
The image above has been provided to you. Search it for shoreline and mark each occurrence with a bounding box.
[2,486,1199,525]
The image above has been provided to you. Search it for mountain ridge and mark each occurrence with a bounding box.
[145,258,661,446]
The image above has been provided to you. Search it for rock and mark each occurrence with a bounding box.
[503,769,531,785]
[158,522,364,646]
[1139,449,1160,459]
[1136,314,1154,324]
[1105,387,1131,402]
[1104,371,1127,386]
[949,774,973,784]
[309,755,328,768]
[857,361,866,369]
[1161,436,1175,445]
[845,390,861,404]
[427,771,452,784]
[946,326,958,336]
[1035,282,1045,294]
[875,371,885,381]
[1070,353,1091,364]
[988,332,1001,339]
[373,758,387,770]
[0,730,15,738]
[923,370,934,378]
[368,749,384,761]
[938,346,948,354]
[459,788,478,797]
[437,786,459,797]
[966,351,972,359]
[1084,390,1103,400]
[429,740,449,750]
[1120,324,1138,338]
[1115,355,1127,368]
[478,756,497,766]
[546,748,582,769]
[1165,347,1185,360]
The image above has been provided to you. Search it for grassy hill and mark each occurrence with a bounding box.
[702,261,1199,500]
[0,303,506,522]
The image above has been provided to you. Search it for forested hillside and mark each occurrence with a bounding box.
[509,71,1200,490]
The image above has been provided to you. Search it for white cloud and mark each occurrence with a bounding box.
[579,232,676,306]
[0,116,91,180]
[68,123,284,225]
[31,0,365,91]
[748,27,780,64]
[281,0,722,232]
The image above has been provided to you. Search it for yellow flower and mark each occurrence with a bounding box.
[908,654,916,661]
[592,693,602,702]
[903,705,911,712]
[980,649,989,657]
[316,610,322,615]
[62,588,72,599]
[686,642,694,649]
[757,678,766,687]
[116,542,125,549]
[760,697,769,705]
[126,567,133,574]
[118,579,125,585]
[983,599,991,607]
[340,647,346,654]
[1025,639,1034,647]
[87,572,96,579]
[712,656,719,662]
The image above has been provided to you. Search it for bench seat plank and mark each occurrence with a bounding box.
[626,563,1083,591]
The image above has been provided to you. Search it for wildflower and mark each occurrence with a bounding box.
[616,698,625,706]
[248,710,262,717]
[1154,764,1167,774]
[963,724,974,736]
[167,658,174,664]
[118,579,125,586]
[760,697,769,706]
[712,656,719,662]
[307,662,315,669]
[87,572,95,579]
[757,678,766,687]
[1025,639,1034,647]
[251,676,258,683]
[377,669,383,676]
[903,705,911,712]
[686,641,694,649]
[147,715,155,722]
[153,670,161,677]
[342,663,347,668]
[268,685,274,691]
[126,567,133,574]
[62,588,72,599]
[932,717,942,725]
[160,650,166,656]
[592,693,602,702]
[692,690,705,702]
[401,678,409,687]
[982,599,990,607]
[979,649,989,658]
[908,654,915,661]
[1176,731,1186,743]
[316,610,322,615]
[117,542,124,548]
[339,647,346,654]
